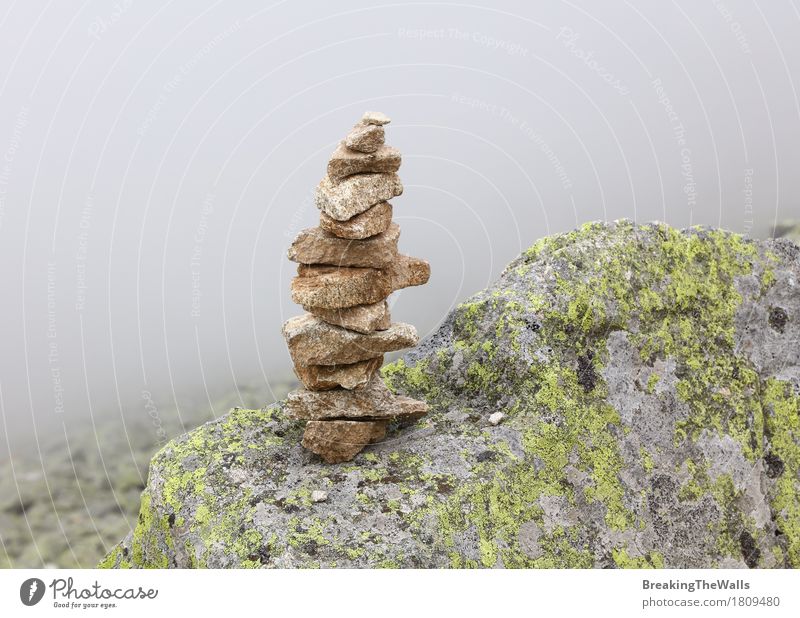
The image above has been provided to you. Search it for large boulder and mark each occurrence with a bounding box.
[100,221,800,569]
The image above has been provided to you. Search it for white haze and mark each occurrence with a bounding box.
[0,0,798,457]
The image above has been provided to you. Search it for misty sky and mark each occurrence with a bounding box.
[1,0,799,456]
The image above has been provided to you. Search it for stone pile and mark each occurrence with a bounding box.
[282,112,430,463]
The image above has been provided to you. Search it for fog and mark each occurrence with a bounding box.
[1,0,798,458]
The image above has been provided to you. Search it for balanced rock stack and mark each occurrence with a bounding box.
[282,112,430,464]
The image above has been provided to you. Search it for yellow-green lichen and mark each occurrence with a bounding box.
[287,516,330,550]
[675,461,761,565]
[130,493,169,569]
[103,406,287,568]
[646,373,660,394]
[382,358,440,401]
[763,379,800,567]
[640,447,654,474]
[612,548,664,568]
[97,543,132,569]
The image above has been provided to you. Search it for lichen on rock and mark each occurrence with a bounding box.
[101,221,800,568]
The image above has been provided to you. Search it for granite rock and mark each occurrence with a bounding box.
[304,300,390,334]
[302,420,388,464]
[282,314,418,365]
[103,222,800,569]
[319,201,394,240]
[345,123,384,153]
[293,357,383,391]
[361,111,391,125]
[291,264,392,309]
[315,173,402,222]
[288,223,400,268]
[291,256,430,309]
[286,374,428,421]
[388,254,431,290]
[326,145,401,182]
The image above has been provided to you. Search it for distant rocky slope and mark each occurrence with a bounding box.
[101,221,799,569]
[775,221,800,244]
[0,381,293,568]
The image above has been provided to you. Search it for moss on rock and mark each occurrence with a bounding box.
[101,222,800,569]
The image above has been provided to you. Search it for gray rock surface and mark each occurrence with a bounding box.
[101,222,800,569]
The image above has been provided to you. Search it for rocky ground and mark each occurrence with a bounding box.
[100,221,800,569]
[775,222,800,245]
[0,380,294,568]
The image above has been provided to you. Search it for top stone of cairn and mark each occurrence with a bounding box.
[361,111,391,125]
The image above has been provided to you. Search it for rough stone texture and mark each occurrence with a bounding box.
[102,222,800,569]
[291,264,391,309]
[286,375,428,422]
[302,420,388,464]
[282,314,418,366]
[319,201,394,239]
[304,300,390,334]
[345,124,384,153]
[327,145,401,182]
[293,357,383,391]
[291,256,429,309]
[389,254,431,289]
[315,173,403,222]
[362,111,391,125]
[288,223,400,268]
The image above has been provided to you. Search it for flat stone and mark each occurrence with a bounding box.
[287,374,428,422]
[345,124,384,153]
[315,173,402,221]
[361,111,391,125]
[293,357,383,391]
[327,144,401,182]
[291,255,430,309]
[287,223,400,268]
[302,420,388,464]
[304,300,390,333]
[319,201,393,240]
[282,314,418,365]
[311,490,328,503]
[291,264,392,309]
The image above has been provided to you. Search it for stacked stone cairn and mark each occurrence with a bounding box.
[282,112,430,463]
